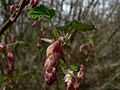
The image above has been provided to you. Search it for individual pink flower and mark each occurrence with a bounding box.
[64,64,84,90]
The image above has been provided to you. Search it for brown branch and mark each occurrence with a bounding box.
[0,0,30,36]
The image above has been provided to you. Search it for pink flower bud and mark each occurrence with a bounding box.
[32,21,37,27]
[30,0,39,8]
[7,52,15,74]
[0,44,6,50]
[67,82,74,90]
[45,67,57,85]
[79,44,86,53]
[79,43,93,55]
[46,41,63,57]
[10,5,16,13]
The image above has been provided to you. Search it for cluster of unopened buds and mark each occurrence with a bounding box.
[0,44,14,75]
[64,64,84,90]
[7,52,14,75]
[30,0,40,8]
[44,40,63,85]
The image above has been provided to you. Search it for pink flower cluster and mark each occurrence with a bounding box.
[44,40,63,85]
[64,64,84,90]
[0,44,15,75]
[7,52,15,75]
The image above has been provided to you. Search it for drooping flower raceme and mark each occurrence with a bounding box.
[44,40,63,85]
[64,64,84,90]
[7,52,15,75]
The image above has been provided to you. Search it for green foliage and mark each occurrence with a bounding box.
[56,20,95,32]
[28,5,55,20]
[59,60,67,69]
[0,76,9,86]
[70,64,80,72]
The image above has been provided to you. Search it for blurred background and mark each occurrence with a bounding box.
[0,0,120,90]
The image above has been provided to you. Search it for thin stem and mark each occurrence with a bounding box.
[49,20,60,39]
[7,41,25,46]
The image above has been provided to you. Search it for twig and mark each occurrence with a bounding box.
[0,0,30,36]
[96,28,119,53]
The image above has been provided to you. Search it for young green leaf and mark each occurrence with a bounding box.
[56,20,95,32]
[0,76,9,85]
[70,64,80,72]
[59,60,67,69]
[28,5,55,20]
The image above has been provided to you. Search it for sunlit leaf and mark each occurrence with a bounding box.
[59,60,67,68]
[70,64,80,72]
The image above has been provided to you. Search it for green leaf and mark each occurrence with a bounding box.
[59,60,67,69]
[70,64,80,72]
[28,5,55,20]
[0,76,9,86]
[56,20,95,32]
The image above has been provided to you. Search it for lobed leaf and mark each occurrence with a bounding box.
[28,5,55,20]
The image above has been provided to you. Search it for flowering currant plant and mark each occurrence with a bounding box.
[0,0,96,89]
[27,0,96,89]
